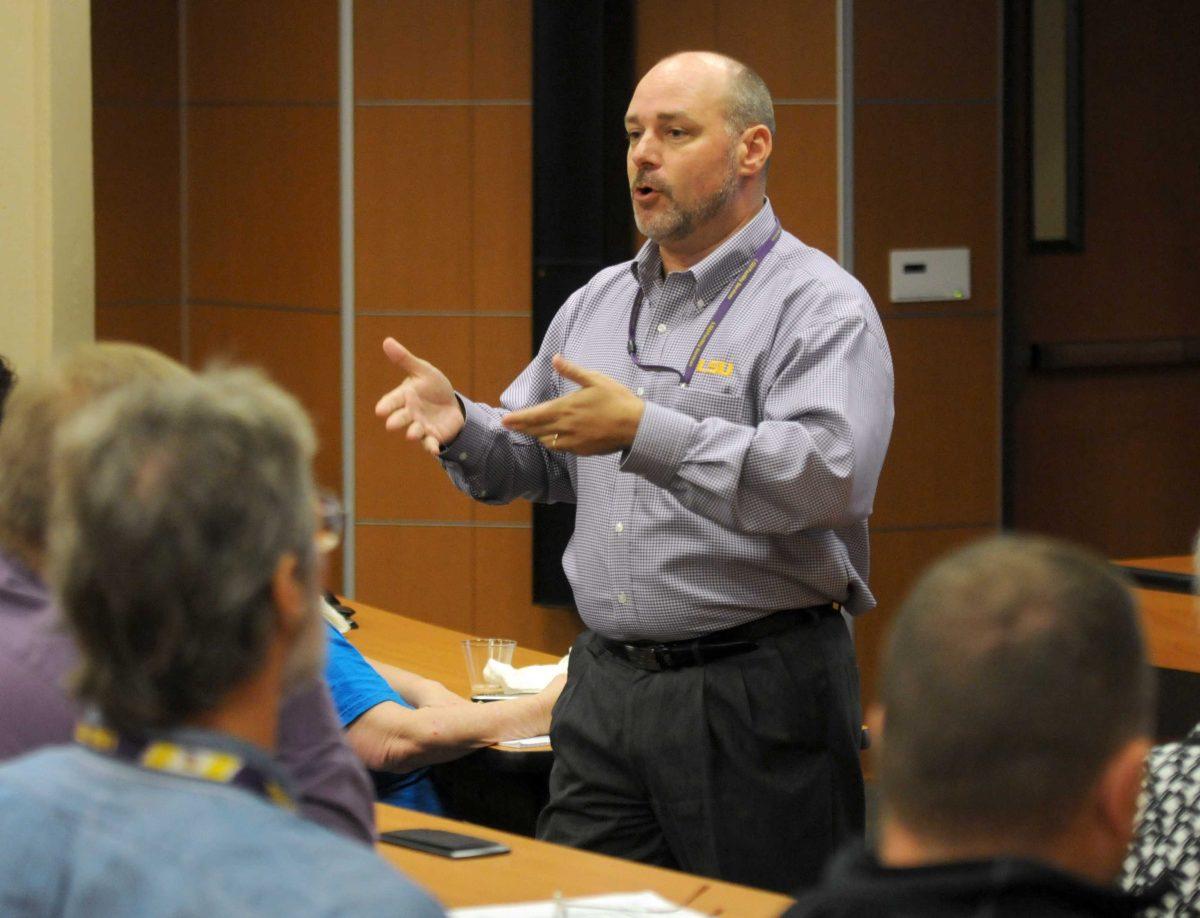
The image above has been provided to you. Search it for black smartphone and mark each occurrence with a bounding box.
[380,828,510,859]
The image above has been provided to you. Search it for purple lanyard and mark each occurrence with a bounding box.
[627,220,782,387]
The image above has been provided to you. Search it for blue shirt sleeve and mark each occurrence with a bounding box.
[323,623,414,727]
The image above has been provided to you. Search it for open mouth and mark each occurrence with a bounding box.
[633,184,661,202]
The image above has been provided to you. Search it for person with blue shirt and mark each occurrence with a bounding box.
[324,621,562,813]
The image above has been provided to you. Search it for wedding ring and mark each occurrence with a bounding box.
[551,433,559,447]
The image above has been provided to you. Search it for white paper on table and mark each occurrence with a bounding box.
[449,890,707,917]
[497,735,550,748]
[482,653,569,694]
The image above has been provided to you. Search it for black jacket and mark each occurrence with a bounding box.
[783,845,1161,918]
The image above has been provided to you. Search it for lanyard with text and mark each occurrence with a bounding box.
[75,721,296,811]
[627,220,782,387]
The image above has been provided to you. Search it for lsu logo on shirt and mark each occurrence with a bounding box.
[695,358,735,377]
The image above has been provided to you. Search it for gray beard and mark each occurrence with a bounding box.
[634,162,740,244]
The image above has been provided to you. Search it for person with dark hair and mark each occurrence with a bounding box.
[785,535,1160,917]
[0,354,14,427]
[0,343,377,844]
[375,50,894,891]
[0,367,442,915]
[1120,532,1200,916]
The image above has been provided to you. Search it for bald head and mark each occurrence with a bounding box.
[646,52,776,138]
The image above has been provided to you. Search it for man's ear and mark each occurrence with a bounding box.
[738,125,772,178]
[1095,736,1151,843]
[270,552,305,639]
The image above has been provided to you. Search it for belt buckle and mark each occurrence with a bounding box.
[625,644,668,671]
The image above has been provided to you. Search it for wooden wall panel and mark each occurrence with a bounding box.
[471,0,533,99]
[854,102,999,318]
[189,305,342,492]
[93,106,180,306]
[352,2,544,645]
[769,105,839,258]
[355,524,475,633]
[1012,370,1200,558]
[472,106,532,311]
[717,0,837,99]
[91,0,177,103]
[474,527,583,654]
[635,1,718,73]
[92,0,182,359]
[1018,4,1200,343]
[95,307,183,362]
[852,2,1002,712]
[855,526,994,711]
[187,107,339,310]
[354,107,474,312]
[355,315,475,523]
[855,0,997,99]
[873,315,999,529]
[186,0,337,102]
[355,0,473,100]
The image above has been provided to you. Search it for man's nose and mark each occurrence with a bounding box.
[630,134,659,168]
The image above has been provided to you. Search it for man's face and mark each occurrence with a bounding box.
[625,59,741,245]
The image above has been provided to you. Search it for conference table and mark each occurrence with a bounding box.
[341,599,794,914]
[374,803,795,914]
[1116,555,1200,739]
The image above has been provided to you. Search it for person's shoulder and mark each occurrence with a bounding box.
[772,231,874,311]
[248,814,444,914]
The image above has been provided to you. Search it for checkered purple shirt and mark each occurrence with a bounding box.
[444,201,894,641]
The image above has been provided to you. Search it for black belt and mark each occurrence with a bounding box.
[598,604,840,672]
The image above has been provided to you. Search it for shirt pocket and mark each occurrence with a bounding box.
[655,380,753,425]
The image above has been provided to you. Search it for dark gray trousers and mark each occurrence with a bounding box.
[536,611,865,893]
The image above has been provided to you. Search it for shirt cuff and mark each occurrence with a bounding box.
[440,396,494,467]
[620,399,695,487]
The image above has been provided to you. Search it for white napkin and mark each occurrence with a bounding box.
[482,653,568,694]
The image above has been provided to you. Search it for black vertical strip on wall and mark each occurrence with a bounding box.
[531,0,634,607]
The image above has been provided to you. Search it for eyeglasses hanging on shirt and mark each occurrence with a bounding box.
[627,221,781,387]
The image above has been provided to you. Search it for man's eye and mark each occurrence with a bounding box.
[626,131,642,143]
[667,128,687,139]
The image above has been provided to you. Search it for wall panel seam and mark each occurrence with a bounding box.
[858,97,996,106]
[339,0,356,596]
[178,0,190,363]
[873,521,999,534]
[357,519,532,530]
[187,299,339,315]
[358,309,532,318]
[356,98,530,106]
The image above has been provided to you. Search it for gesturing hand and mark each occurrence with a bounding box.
[374,337,465,456]
[501,355,644,457]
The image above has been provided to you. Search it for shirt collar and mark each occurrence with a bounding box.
[631,198,779,309]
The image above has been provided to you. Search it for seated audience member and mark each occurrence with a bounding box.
[786,535,1159,917]
[1121,534,1200,915]
[0,354,14,425]
[324,622,563,813]
[0,367,442,916]
[0,343,376,843]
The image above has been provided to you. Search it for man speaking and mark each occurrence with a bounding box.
[376,51,894,892]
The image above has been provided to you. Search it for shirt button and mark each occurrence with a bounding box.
[617,592,629,605]
[614,522,624,533]
[458,452,469,461]
[656,322,668,333]
[696,299,705,308]
[636,387,645,396]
